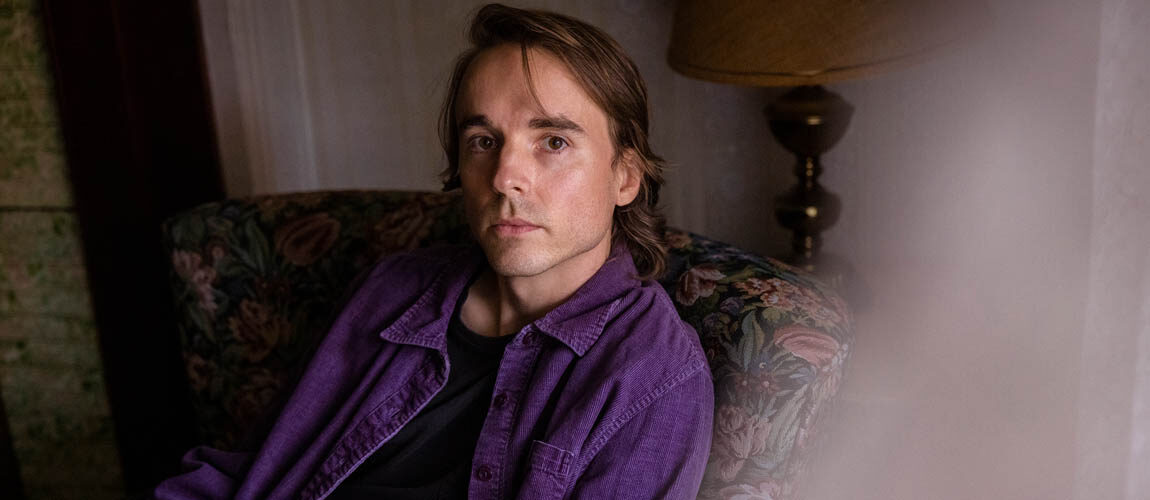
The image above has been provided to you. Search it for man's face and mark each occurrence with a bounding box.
[455,44,638,279]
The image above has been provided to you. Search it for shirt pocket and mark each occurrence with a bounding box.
[517,440,574,500]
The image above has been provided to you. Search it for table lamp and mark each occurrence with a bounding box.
[668,0,980,279]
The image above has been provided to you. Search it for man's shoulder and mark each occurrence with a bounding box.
[613,280,688,329]
[594,280,708,378]
[566,281,711,445]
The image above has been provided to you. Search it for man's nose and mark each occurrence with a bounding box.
[491,141,531,195]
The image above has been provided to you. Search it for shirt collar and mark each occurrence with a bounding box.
[379,244,639,357]
[377,246,485,352]
[531,244,638,355]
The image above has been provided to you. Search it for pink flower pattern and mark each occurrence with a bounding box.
[719,480,783,500]
[172,250,219,315]
[677,264,726,306]
[712,405,772,482]
[772,325,841,369]
[735,276,845,329]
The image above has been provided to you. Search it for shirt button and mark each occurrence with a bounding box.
[492,393,508,409]
[476,464,493,481]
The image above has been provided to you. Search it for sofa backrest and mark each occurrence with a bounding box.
[163,190,852,499]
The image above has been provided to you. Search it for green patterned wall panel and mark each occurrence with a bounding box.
[0,0,72,208]
[0,212,124,499]
[0,0,124,498]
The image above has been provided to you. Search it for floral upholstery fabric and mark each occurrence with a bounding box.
[163,190,852,500]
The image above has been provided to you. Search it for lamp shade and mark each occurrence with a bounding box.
[668,0,982,86]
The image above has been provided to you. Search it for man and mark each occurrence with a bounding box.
[155,4,712,499]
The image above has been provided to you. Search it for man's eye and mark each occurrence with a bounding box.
[469,136,496,151]
[544,136,568,152]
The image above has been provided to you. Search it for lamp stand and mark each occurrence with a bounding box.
[766,85,852,282]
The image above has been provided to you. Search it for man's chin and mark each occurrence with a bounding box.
[479,244,552,278]
[485,255,551,278]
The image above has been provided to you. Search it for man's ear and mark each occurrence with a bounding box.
[615,149,642,207]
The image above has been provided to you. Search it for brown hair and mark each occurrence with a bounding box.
[438,3,669,280]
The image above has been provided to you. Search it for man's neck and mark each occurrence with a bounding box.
[461,240,613,338]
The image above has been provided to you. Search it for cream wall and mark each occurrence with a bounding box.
[196,1,1149,499]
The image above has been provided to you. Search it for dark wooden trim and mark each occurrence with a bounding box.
[40,0,225,494]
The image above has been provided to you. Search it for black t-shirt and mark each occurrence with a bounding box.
[328,296,512,500]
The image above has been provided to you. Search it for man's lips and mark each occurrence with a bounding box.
[491,218,541,236]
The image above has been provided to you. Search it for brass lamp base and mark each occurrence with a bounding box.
[766,85,852,281]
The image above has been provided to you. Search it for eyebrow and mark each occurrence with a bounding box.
[456,114,586,135]
[457,115,492,132]
[528,115,585,134]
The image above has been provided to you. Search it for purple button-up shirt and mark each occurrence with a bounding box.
[155,244,713,500]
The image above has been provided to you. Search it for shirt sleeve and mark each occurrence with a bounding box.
[152,445,254,500]
[567,366,714,500]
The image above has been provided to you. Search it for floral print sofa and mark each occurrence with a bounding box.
[163,190,852,500]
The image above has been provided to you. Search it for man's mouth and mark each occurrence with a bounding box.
[492,218,542,236]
